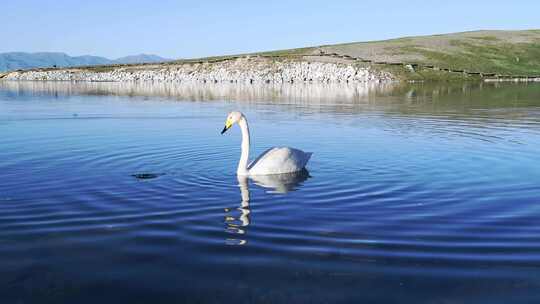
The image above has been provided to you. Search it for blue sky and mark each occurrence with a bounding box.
[1,0,539,59]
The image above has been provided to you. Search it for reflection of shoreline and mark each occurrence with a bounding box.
[1,81,539,107]
[0,81,396,103]
[1,81,539,117]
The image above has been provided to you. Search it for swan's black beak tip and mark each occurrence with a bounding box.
[221,126,228,134]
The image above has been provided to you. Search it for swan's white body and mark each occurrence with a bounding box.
[222,112,312,176]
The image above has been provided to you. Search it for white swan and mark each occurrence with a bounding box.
[221,111,312,176]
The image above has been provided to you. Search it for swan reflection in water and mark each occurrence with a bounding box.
[225,169,310,245]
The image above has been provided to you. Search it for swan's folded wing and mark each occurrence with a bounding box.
[249,147,311,175]
[248,148,276,170]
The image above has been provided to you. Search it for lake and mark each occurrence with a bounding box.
[1,81,540,303]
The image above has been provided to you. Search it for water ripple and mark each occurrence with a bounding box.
[1,82,540,302]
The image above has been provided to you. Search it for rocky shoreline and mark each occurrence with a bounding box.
[1,57,394,84]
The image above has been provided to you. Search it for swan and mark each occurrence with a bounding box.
[221,111,312,176]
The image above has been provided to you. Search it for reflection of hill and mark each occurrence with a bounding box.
[0,81,394,103]
[1,81,539,117]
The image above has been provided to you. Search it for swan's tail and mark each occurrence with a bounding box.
[303,152,313,168]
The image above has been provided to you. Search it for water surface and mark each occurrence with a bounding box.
[1,81,540,303]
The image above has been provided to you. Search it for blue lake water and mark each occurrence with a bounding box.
[1,81,540,303]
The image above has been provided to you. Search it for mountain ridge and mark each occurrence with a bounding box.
[0,52,172,71]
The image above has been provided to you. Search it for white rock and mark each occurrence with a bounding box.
[4,58,395,84]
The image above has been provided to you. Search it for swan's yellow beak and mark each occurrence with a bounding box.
[221,118,233,134]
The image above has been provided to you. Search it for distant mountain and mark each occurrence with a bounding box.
[0,52,172,71]
[113,54,169,64]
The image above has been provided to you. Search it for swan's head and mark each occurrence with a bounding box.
[221,111,243,134]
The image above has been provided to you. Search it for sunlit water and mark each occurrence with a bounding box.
[1,81,540,303]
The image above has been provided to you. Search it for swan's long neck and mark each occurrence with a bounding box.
[237,116,250,175]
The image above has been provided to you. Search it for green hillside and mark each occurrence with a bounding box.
[5,30,540,82]
[318,30,540,76]
[166,29,540,81]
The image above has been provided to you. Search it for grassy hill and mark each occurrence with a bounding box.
[317,30,540,76]
[4,30,539,82]
[165,29,540,81]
